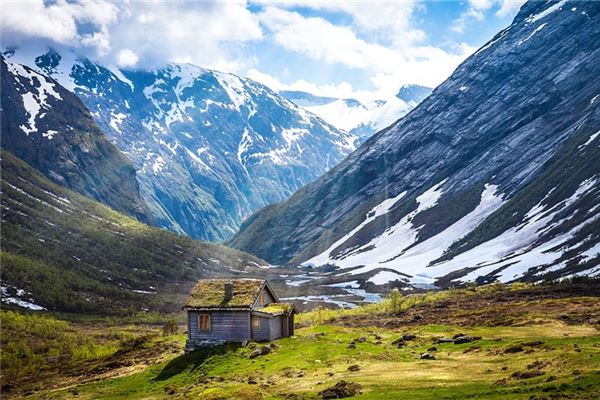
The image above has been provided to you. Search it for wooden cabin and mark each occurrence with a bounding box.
[183,278,296,351]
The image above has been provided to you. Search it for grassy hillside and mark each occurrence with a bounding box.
[0,151,268,315]
[2,281,598,399]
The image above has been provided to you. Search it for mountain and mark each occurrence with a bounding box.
[279,90,380,136]
[0,150,269,314]
[230,0,600,287]
[396,84,434,104]
[5,47,357,241]
[280,85,432,141]
[0,56,149,221]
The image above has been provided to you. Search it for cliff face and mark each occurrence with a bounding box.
[1,56,149,221]
[230,0,600,285]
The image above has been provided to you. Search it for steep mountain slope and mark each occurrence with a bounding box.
[281,85,432,141]
[230,0,600,287]
[0,56,149,221]
[0,151,268,315]
[5,48,356,241]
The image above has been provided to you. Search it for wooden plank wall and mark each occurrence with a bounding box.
[251,316,271,341]
[188,310,250,341]
[269,316,283,339]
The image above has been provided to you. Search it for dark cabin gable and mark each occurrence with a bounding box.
[184,278,295,351]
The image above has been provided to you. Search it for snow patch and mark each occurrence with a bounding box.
[109,112,127,134]
[518,23,547,46]
[579,130,600,149]
[304,190,407,267]
[1,285,46,310]
[368,270,407,285]
[526,0,569,23]
[214,72,250,111]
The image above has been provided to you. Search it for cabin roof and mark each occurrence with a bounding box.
[254,303,296,316]
[184,278,269,309]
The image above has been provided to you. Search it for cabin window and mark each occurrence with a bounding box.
[260,291,267,305]
[198,313,211,332]
[252,316,261,330]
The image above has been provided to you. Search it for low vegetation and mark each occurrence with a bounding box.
[2,280,599,399]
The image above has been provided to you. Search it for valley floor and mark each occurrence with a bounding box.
[2,281,599,400]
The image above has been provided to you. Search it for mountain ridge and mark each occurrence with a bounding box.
[5,47,357,241]
[280,84,432,139]
[229,0,600,286]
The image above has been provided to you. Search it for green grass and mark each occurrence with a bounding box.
[4,282,599,399]
[1,311,119,380]
[19,322,598,400]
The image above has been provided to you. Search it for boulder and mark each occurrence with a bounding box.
[504,344,524,354]
[402,334,417,341]
[410,314,423,322]
[318,380,362,399]
[347,364,361,372]
[454,335,481,344]
[249,346,271,359]
[420,352,436,360]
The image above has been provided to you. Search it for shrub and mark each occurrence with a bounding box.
[163,319,178,336]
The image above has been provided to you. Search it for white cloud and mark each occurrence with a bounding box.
[496,0,527,17]
[257,1,425,48]
[1,0,118,53]
[248,68,366,100]
[116,48,138,67]
[258,7,475,96]
[103,1,262,71]
[1,0,262,72]
[451,0,525,33]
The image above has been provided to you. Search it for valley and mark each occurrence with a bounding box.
[1,1,600,398]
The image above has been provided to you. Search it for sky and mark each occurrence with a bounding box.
[1,0,526,101]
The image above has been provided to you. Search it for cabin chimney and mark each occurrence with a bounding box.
[224,281,233,301]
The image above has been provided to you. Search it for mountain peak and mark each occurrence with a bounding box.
[395,84,432,104]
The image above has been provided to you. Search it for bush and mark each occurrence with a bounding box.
[0,311,116,379]
[163,319,178,336]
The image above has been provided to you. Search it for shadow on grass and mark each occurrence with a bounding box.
[154,343,241,381]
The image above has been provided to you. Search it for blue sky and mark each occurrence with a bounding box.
[1,0,525,101]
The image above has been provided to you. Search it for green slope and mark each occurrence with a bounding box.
[0,151,267,315]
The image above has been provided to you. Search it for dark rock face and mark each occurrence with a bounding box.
[230,1,600,285]
[6,49,356,241]
[0,56,149,221]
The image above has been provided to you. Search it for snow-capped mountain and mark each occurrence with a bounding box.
[5,47,357,241]
[0,56,149,221]
[230,0,600,286]
[281,85,432,141]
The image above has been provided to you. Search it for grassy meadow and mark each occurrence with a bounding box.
[2,280,599,399]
